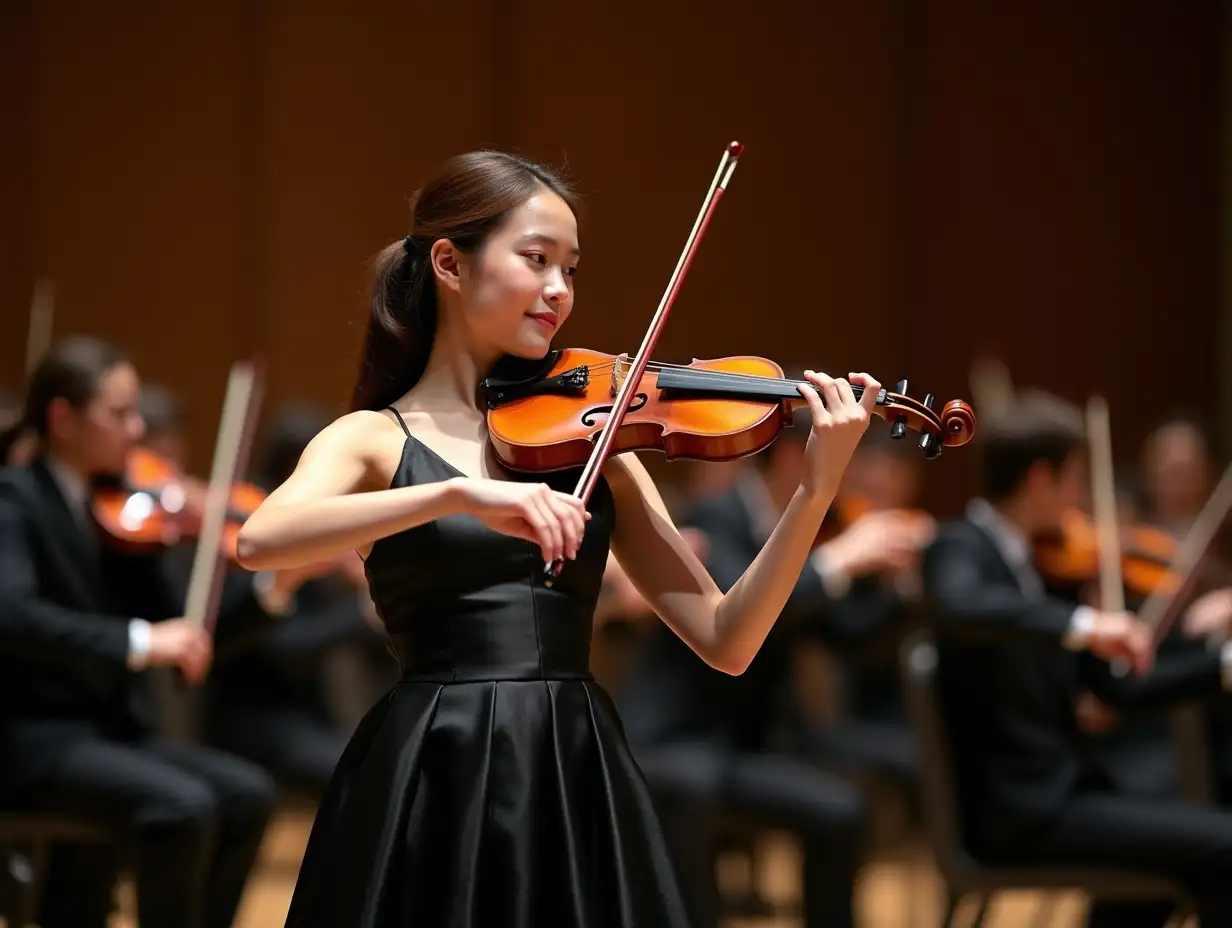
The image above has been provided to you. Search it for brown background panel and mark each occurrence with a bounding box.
[901,0,1221,507]
[12,1,246,463]
[255,0,497,418]
[0,0,1220,515]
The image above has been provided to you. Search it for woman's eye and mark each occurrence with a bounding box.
[524,253,546,265]
[566,267,578,277]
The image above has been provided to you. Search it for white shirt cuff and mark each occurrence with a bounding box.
[126,618,152,670]
[810,548,851,599]
[1063,606,1096,651]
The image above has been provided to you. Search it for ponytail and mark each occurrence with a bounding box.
[349,150,581,413]
[350,237,438,412]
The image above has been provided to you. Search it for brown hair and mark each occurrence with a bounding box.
[351,151,580,413]
[979,389,1085,501]
[21,335,130,439]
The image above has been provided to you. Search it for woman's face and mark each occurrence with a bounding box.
[446,190,579,359]
[1143,422,1211,525]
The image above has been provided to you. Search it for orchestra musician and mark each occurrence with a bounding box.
[205,401,388,794]
[618,406,933,928]
[235,150,883,927]
[922,390,1232,927]
[1140,413,1215,541]
[0,337,276,928]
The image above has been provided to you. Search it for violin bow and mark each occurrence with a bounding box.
[544,141,744,585]
[1138,459,1232,649]
[182,359,266,634]
[25,278,55,375]
[1086,397,1126,614]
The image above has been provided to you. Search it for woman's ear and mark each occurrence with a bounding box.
[430,239,463,293]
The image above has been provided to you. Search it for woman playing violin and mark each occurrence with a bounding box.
[237,150,883,928]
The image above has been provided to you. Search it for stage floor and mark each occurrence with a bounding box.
[105,808,1149,928]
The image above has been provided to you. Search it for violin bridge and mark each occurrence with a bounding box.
[611,353,630,397]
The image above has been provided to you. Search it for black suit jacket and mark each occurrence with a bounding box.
[208,574,375,712]
[619,483,837,750]
[922,516,1225,849]
[0,459,266,763]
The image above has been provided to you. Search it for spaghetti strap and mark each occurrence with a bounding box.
[386,406,411,437]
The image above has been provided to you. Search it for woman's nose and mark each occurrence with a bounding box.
[543,268,570,303]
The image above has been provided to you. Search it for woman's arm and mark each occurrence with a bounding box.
[607,371,879,675]
[237,411,588,571]
[236,411,467,570]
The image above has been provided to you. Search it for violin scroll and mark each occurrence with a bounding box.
[870,378,976,460]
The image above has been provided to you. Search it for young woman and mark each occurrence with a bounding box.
[237,150,881,927]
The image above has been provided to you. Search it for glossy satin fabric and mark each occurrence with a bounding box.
[283,435,694,928]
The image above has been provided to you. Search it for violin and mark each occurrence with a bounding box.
[482,349,976,473]
[496,141,975,584]
[1035,508,1181,599]
[91,447,267,561]
[1035,507,1232,601]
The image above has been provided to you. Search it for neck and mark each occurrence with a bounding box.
[413,307,503,412]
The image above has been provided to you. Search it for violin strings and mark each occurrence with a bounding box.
[573,358,875,397]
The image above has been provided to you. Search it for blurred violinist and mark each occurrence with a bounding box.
[0,337,274,928]
[923,390,1232,928]
[1141,414,1214,539]
[795,426,933,789]
[204,401,390,795]
[618,403,930,928]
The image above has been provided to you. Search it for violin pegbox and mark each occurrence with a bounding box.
[878,378,977,459]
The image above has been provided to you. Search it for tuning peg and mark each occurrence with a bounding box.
[890,378,908,439]
[922,393,934,409]
[919,431,941,459]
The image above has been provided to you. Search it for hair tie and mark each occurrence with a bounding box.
[402,235,415,254]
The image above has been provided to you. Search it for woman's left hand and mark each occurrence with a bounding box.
[797,371,881,500]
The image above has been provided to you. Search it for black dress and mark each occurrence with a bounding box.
[283,423,694,928]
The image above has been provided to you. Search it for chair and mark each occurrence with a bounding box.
[898,631,1194,928]
[0,812,111,927]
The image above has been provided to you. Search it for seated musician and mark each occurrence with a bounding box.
[617,403,930,928]
[922,389,1232,927]
[1140,412,1216,542]
[796,426,932,782]
[0,337,275,928]
[203,401,391,794]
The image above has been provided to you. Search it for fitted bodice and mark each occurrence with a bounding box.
[364,434,615,682]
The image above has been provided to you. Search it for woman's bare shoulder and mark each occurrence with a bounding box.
[291,408,409,492]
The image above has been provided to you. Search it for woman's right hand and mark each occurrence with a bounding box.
[453,478,590,564]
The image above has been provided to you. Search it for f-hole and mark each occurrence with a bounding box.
[581,393,648,427]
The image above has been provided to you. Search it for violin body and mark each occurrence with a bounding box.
[484,348,976,474]
[91,448,192,552]
[1033,507,1211,600]
[91,446,267,560]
